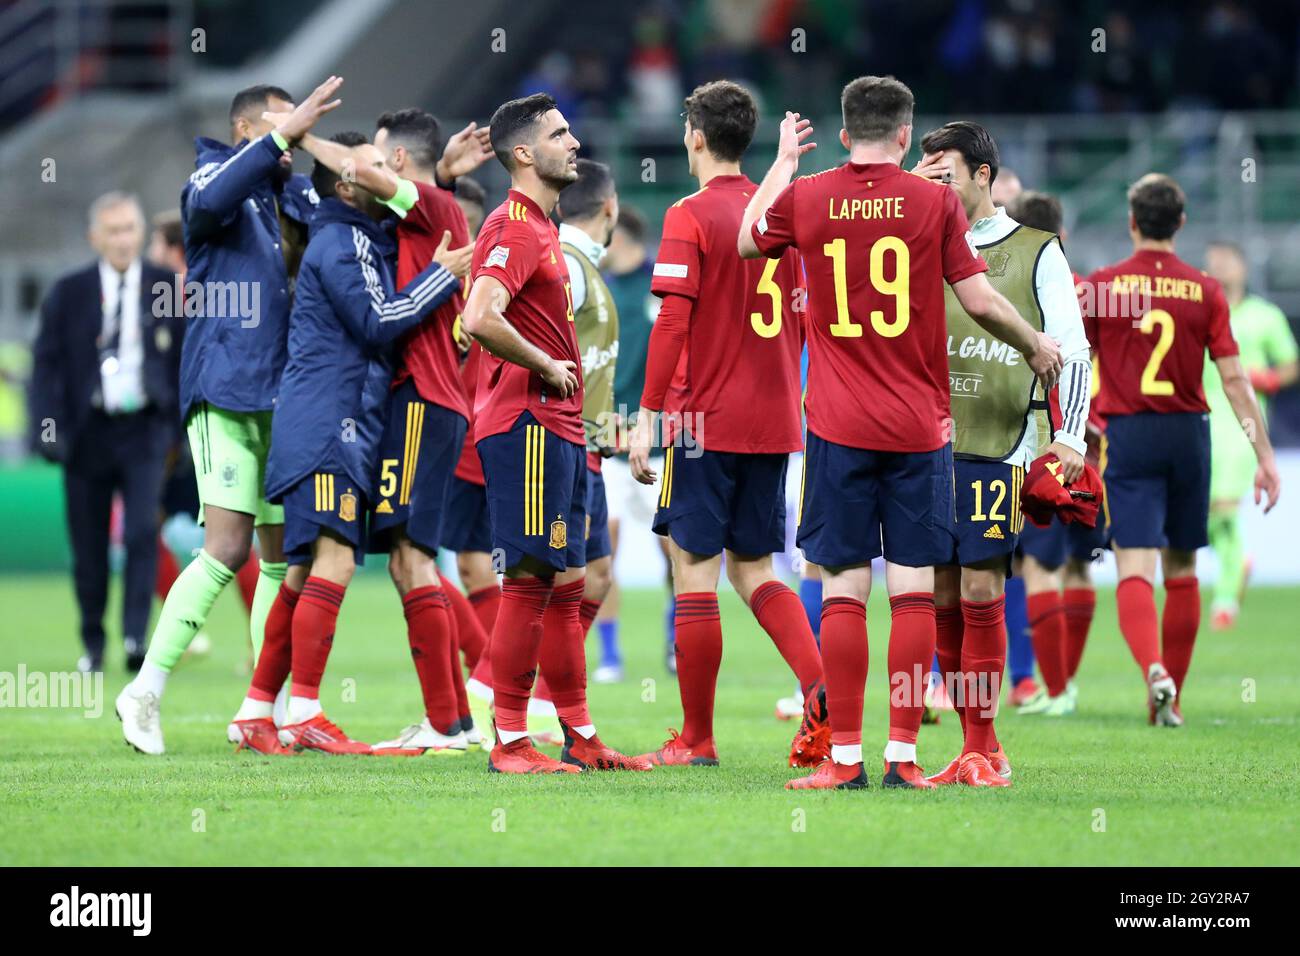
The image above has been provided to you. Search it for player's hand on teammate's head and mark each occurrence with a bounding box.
[1028,331,1063,390]
[777,112,816,167]
[1255,458,1281,514]
[541,359,579,399]
[1047,441,1085,485]
[432,230,474,279]
[912,152,953,183]
[274,75,344,145]
[438,121,494,180]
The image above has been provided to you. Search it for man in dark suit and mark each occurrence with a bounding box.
[30,191,185,672]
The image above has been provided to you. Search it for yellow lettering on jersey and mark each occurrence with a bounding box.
[828,196,905,220]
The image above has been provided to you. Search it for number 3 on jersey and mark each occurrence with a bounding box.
[750,257,782,338]
[822,236,910,338]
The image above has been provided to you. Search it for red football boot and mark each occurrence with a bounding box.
[278,713,373,755]
[1009,676,1040,707]
[488,736,580,774]
[883,760,936,789]
[926,756,961,785]
[560,725,652,771]
[640,728,719,767]
[789,683,831,767]
[229,717,296,756]
[785,759,869,790]
[957,751,1012,787]
[987,745,1012,779]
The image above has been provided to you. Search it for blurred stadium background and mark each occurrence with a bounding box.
[1,0,1297,584]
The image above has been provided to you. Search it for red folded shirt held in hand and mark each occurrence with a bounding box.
[1020,452,1105,529]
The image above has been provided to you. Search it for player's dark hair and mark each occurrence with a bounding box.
[375,108,443,172]
[683,80,757,163]
[556,159,614,222]
[1007,190,1063,234]
[310,131,370,200]
[1127,173,1185,241]
[489,92,559,172]
[840,75,914,144]
[151,209,184,250]
[454,175,486,211]
[230,84,292,125]
[920,120,1000,186]
[615,205,647,243]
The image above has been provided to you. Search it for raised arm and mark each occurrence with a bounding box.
[461,275,578,398]
[293,132,402,202]
[739,112,815,258]
[323,236,458,348]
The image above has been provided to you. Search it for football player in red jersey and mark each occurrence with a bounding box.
[625,80,828,770]
[1082,173,1280,726]
[740,76,1063,790]
[461,93,649,773]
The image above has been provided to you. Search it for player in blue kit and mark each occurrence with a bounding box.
[226,131,468,755]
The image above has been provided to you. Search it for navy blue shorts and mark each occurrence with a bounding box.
[478,412,586,572]
[652,444,788,557]
[1103,412,1210,551]
[586,463,612,561]
[1018,515,1109,569]
[946,458,1024,569]
[441,475,493,554]
[797,431,956,569]
[282,470,368,566]
[368,379,468,554]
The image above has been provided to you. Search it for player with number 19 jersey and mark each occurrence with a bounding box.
[751,161,986,567]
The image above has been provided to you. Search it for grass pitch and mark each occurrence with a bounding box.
[1,572,1297,866]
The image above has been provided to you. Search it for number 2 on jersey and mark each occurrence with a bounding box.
[822,236,910,338]
[1138,308,1175,396]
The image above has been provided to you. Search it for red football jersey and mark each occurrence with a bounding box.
[470,189,584,446]
[750,162,986,453]
[650,174,804,453]
[394,179,470,419]
[1082,250,1237,416]
[453,339,485,485]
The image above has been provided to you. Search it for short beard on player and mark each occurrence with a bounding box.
[536,149,579,192]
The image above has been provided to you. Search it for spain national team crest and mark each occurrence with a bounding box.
[984,248,1011,277]
[339,491,357,523]
[220,460,238,488]
[549,516,567,550]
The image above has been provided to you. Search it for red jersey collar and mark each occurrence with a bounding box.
[507,188,549,223]
[845,161,902,178]
[700,173,753,190]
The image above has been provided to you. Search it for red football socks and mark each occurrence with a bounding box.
[249,582,299,702]
[1061,587,1096,680]
[1116,576,1161,675]
[440,575,487,670]
[538,579,590,728]
[1027,591,1069,697]
[934,602,965,731]
[887,592,936,746]
[674,592,723,747]
[960,596,1006,755]
[490,576,553,733]
[579,597,602,636]
[821,596,867,747]
[1162,576,1200,696]
[751,580,824,697]
[289,577,345,700]
[401,584,457,734]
